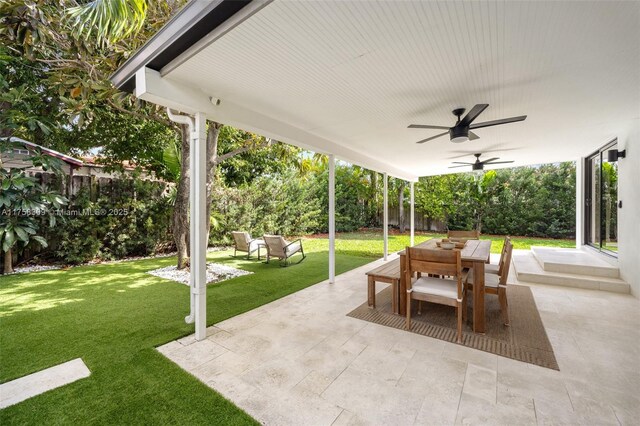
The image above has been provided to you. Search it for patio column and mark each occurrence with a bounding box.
[410,181,415,246]
[575,157,584,247]
[192,112,207,341]
[383,172,388,260]
[328,154,335,283]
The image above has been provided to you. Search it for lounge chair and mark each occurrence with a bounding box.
[231,231,264,260]
[263,235,306,266]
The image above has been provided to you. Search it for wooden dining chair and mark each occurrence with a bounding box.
[405,247,468,343]
[465,238,513,326]
[447,229,480,239]
[486,236,511,275]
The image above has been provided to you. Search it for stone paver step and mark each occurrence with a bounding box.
[0,358,91,409]
[514,251,629,293]
[531,246,619,278]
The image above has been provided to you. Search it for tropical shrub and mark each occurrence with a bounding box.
[48,178,173,264]
[313,165,377,233]
[209,169,321,244]
[0,145,67,273]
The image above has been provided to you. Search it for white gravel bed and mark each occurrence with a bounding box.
[86,247,230,265]
[4,247,232,276]
[147,263,253,285]
[4,265,63,275]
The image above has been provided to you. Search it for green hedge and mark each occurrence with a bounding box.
[47,179,173,264]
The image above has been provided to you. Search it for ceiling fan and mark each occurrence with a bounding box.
[449,153,514,171]
[409,104,526,144]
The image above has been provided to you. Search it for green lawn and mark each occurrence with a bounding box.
[305,231,575,257]
[0,244,371,425]
[0,232,573,424]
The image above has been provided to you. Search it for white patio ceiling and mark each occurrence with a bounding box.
[151,0,639,179]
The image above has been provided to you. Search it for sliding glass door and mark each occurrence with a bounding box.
[585,140,618,255]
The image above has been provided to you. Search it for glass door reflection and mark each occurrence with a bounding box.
[585,141,618,256]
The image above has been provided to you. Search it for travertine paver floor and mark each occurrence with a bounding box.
[157,252,640,425]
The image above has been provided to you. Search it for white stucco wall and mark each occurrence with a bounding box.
[617,120,640,296]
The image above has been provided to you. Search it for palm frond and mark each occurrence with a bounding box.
[67,0,148,44]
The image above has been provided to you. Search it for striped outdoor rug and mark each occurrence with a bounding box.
[347,284,559,370]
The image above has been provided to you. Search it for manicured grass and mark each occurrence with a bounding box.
[0,231,573,424]
[0,245,371,425]
[306,230,575,257]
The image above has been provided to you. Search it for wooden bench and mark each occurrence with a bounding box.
[365,259,401,314]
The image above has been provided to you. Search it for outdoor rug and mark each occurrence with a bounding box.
[347,284,559,370]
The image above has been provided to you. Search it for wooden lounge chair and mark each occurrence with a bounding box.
[405,247,468,343]
[465,238,513,326]
[263,235,306,266]
[447,229,480,239]
[486,236,511,275]
[231,231,264,260]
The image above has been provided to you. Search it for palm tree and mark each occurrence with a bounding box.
[67,0,148,43]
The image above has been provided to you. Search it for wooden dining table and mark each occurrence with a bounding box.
[398,238,492,334]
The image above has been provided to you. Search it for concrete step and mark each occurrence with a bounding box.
[513,251,629,294]
[531,246,619,278]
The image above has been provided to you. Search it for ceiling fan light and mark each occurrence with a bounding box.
[451,136,469,143]
[449,126,469,143]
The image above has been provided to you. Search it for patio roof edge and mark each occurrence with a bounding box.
[109,0,254,93]
[135,67,419,181]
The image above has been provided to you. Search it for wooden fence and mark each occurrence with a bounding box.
[25,171,172,201]
[379,205,446,232]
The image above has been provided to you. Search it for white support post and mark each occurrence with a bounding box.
[410,181,415,247]
[192,112,208,341]
[187,119,196,325]
[328,154,336,283]
[575,157,584,248]
[383,172,388,261]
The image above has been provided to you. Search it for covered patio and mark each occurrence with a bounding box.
[111,0,639,340]
[157,254,639,424]
[109,0,639,424]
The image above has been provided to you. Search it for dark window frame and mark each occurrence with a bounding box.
[584,138,618,257]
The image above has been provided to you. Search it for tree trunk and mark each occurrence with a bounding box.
[205,123,222,245]
[370,171,379,226]
[173,124,190,269]
[3,248,13,274]
[181,119,269,255]
[0,106,13,138]
[398,181,406,233]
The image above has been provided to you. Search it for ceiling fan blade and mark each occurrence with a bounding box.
[451,161,473,165]
[484,160,515,165]
[416,131,448,144]
[480,157,500,164]
[470,115,527,130]
[468,131,480,140]
[408,124,450,130]
[448,164,469,168]
[460,104,489,126]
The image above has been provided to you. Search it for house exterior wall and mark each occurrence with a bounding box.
[617,121,640,296]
